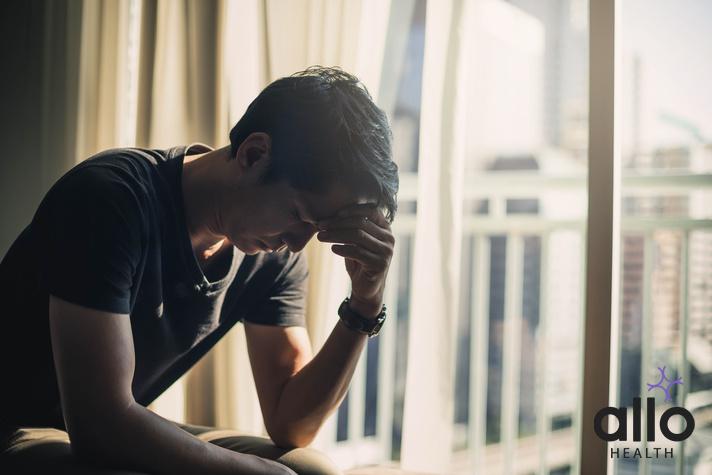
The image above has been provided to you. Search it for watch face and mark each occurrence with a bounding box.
[370,316,386,336]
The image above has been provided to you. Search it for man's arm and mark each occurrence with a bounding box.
[49,295,296,475]
[245,321,370,448]
[246,204,394,448]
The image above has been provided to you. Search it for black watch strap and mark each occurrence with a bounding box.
[337,297,386,337]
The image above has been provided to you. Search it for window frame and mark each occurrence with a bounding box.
[580,1,620,474]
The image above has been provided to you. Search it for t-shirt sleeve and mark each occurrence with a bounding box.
[38,166,145,315]
[242,251,308,327]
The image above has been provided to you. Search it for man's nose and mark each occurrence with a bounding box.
[283,224,318,253]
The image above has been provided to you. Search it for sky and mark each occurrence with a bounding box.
[622,0,712,149]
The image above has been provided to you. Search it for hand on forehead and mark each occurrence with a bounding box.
[318,202,387,229]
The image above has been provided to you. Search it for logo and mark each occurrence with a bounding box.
[647,366,683,402]
[593,366,695,459]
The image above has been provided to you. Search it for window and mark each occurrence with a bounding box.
[452,1,588,472]
[614,1,712,474]
[330,1,710,473]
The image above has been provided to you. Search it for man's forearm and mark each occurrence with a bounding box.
[71,401,294,475]
[270,318,371,447]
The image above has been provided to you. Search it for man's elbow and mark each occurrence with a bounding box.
[65,403,135,462]
[67,428,110,463]
[267,421,318,449]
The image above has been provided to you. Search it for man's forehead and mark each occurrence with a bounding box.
[297,187,374,222]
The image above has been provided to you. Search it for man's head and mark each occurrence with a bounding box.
[230,67,398,220]
[224,66,399,254]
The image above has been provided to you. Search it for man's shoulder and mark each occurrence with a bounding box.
[26,148,176,256]
[59,147,167,189]
[41,147,173,213]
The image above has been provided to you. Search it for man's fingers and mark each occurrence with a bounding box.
[317,227,392,255]
[330,244,383,268]
[317,216,394,244]
[320,204,395,269]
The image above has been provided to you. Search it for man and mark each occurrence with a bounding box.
[0,67,398,475]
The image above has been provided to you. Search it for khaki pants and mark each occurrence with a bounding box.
[0,423,342,475]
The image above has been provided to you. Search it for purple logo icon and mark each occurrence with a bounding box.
[647,366,683,402]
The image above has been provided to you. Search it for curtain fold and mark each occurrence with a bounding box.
[146,0,221,149]
[400,0,467,472]
[75,0,122,158]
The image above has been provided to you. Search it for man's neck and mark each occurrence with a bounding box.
[181,146,232,262]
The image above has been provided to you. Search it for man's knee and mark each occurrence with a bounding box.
[278,446,343,475]
[0,428,151,475]
[197,431,342,475]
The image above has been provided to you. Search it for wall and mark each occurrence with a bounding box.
[0,0,82,255]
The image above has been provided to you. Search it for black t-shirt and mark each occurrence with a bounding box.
[0,144,308,429]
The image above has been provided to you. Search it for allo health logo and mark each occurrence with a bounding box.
[594,366,695,459]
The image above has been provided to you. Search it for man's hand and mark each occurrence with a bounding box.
[316,203,395,318]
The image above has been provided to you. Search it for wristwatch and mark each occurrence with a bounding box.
[338,297,387,337]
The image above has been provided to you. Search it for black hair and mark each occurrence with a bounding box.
[229,66,398,222]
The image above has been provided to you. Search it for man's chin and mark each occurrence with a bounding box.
[232,239,264,255]
[234,238,284,255]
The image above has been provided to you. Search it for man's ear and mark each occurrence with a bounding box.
[235,132,271,170]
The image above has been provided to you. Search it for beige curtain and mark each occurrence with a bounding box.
[75,0,136,157]
[143,0,224,149]
[74,0,224,160]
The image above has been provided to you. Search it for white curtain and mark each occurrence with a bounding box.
[400,0,467,472]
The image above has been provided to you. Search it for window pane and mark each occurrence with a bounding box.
[337,390,350,442]
[616,1,712,474]
[382,0,427,174]
[452,0,588,473]
[364,335,380,437]
[391,235,415,459]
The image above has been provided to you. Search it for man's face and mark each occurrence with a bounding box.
[221,179,367,255]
